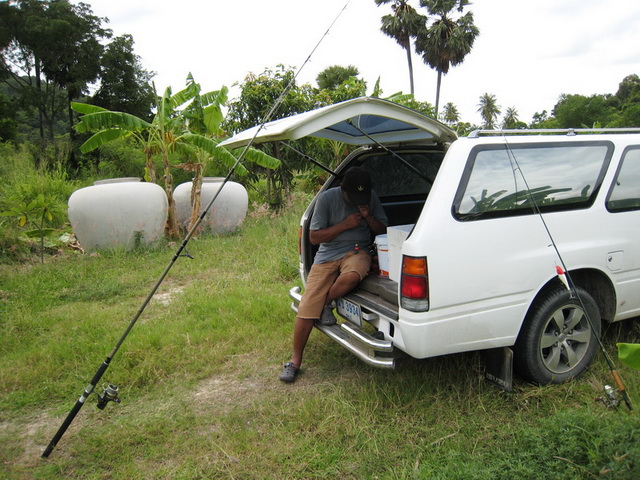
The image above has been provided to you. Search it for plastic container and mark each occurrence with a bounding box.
[376,234,389,277]
[68,178,168,251]
[174,177,248,234]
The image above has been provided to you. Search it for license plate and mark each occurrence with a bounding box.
[337,298,361,326]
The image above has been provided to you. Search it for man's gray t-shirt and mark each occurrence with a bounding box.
[310,187,388,264]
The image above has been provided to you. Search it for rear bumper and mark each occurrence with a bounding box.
[289,286,396,368]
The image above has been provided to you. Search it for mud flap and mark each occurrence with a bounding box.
[484,347,513,392]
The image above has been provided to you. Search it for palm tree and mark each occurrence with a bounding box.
[442,102,460,125]
[375,0,427,95]
[477,93,501,129]
[502,107,519,129]
[415,0,479,118]
[316,65,359,90]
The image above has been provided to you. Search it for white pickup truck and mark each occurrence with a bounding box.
[222,97,640,387]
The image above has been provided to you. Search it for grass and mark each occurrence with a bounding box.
[1,192,640,479]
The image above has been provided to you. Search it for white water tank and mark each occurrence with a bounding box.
[174,177,248,234]
[68,178,168,251]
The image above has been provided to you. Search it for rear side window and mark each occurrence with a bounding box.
[606,146,640,212]
[454,142,613,220]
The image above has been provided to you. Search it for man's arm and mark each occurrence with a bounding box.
[358,205,386,236]
[309,213,362,245]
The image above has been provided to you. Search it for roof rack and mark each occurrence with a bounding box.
[468,128,640,138]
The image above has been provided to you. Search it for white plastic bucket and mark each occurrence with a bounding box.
[376,234,389,277]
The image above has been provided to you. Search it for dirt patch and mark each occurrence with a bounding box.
[189,353,322,416]
[152,285,186,306]
[1,411,64,471]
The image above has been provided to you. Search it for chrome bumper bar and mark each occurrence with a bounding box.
[288,286,396,369]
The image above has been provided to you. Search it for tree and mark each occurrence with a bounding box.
[0,91,18,141]
[615,74,640,104]
[611,74,640,127]
[225,65,316,207]
[92,34,155,120]
[552,93,616,128]
[316,65,359,90]
[477,93,501,129]
[1,0,65,142]
[415,0,479,118]
[502,107,520,129]
[375,0,427,95]
[441,101,459,125]
[0,0,110,154]
[315,75,367,105]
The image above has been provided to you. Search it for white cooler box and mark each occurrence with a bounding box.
[387,224,414,283]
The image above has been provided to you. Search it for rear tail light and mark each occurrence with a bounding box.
[401,255,429,311]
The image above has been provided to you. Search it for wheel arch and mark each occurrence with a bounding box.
[525,267,616,328]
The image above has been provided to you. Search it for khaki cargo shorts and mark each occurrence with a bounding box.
[297,250,371,320]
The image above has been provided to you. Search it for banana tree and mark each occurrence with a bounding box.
[73,77,217,237]
[73,74,280,238]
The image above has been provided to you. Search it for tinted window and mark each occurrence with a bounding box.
[454,142,612,220]
[607,147,640,212]
[360,151,444,198]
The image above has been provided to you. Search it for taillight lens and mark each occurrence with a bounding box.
[401,255,429,311]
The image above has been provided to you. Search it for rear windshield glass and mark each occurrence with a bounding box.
[454,142,613,220]
[359,151,444,198]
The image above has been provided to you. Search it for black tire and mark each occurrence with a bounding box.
[514,285,601,384]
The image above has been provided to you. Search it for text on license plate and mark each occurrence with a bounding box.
[337,298,361,325]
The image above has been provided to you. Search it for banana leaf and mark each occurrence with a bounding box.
[71,102,109,114]
[75,111,152,133]
[181,133,249,176]
[79,129,131,153]
[617,343,640,370]
[244,146,281,170]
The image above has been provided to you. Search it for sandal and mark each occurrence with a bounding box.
[279,362,300,383]
[317,305,337,326]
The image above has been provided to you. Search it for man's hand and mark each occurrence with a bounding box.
[343,212,363,229]
[357,205,371,218]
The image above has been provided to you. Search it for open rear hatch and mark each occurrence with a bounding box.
[220,96,457,150]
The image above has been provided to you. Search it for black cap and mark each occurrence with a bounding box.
[341,167,372,205]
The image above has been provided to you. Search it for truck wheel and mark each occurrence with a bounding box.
[515,285,600,384]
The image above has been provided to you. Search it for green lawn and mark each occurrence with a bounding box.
[1,195,639,479]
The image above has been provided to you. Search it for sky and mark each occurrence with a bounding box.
[76,0,640,126]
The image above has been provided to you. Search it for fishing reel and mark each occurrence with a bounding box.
[596,385,620,409]
[96,383,121,410]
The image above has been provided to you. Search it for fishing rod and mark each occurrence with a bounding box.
[282,142,338,177]
[41,0,353,458]
[502,136,633,411]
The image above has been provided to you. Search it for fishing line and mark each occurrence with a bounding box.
[345,119,433,184]
[41,0,353,458]
[501,134,632,410]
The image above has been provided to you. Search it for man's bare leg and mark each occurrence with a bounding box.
[291,316,314,368]
[326,271,361,305]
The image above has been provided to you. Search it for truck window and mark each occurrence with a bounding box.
[606,146,640,212]
[454,142,613,220]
